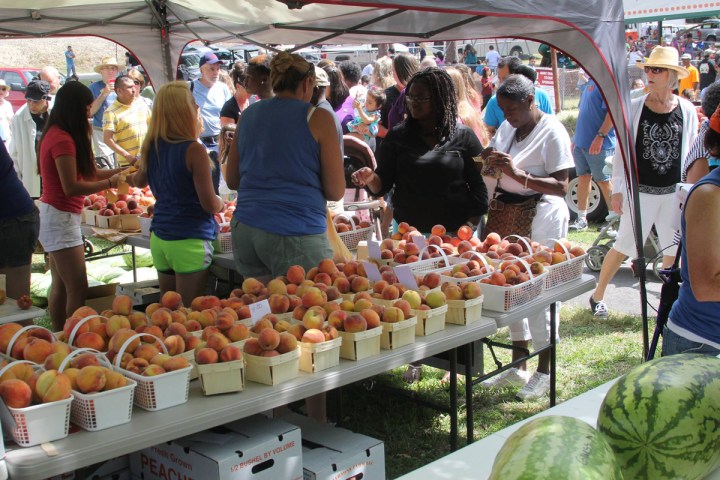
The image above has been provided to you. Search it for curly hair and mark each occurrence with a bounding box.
[270,51,315,93]
[404,67,457,147]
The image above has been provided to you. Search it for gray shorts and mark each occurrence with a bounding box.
[230,218,333,278]
[0,207,39,268]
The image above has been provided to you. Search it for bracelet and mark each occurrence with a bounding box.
[524,173,530,189]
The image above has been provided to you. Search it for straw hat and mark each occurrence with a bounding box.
[94,56,122,73]
[638,46,688,79]
[0,79,8,91]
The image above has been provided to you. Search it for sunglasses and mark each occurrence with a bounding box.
[643,66,667,74]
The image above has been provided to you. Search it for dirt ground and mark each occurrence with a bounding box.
[0,37,128,74]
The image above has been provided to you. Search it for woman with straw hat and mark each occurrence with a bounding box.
[589,46,698,317]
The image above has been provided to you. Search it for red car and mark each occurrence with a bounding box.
[0,67,40,112]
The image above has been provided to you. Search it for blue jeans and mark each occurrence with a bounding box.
[662,325,720,356]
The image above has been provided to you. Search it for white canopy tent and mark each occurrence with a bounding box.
[0,0,655,355]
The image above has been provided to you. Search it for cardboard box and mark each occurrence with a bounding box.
[129,414,303,480]
[283,413,385,480]
[116,280,161,306]
[85,283,118,313]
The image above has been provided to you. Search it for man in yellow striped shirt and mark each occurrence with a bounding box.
[103,74,151,167]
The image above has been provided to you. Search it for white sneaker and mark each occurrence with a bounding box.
[516,372,551,401]
[479,368,530,389]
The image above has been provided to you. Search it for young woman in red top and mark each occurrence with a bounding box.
[38,81,123,330]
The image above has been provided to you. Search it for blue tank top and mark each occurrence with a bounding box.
[669,167,720,344]
[147,140,217,241]
[234,97,326,235]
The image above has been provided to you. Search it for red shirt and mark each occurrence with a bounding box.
[39,126,86,213]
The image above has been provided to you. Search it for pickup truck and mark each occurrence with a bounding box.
[0,67,40,112]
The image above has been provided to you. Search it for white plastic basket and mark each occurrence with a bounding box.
[395,244,451,275]
[213,230,233,253]
[335,214,374,251]
[482,257,548,313]
[440,251,493,284]
[113,333,191,411]
[0,360,73,447]
[59,348,136,431]
[67,314,109,350]
[543,238,587,289]
[139,216,152,237]
[6,324,60,359]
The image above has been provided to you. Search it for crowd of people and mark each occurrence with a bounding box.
[0,43,717,415]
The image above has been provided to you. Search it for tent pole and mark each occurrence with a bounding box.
[550,47,561,113]
[627,165,650,360]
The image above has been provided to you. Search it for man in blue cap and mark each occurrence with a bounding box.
[192,51,231,194]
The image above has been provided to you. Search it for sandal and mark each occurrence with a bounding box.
[402,364,422,383]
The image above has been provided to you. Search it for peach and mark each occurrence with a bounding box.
[444,284,464,300]
[108,328,140,354]
[165,322,188,338]
[276,332,298,354]
[241,278,264,296]
[190,295,222,311]
[0,362,35,383]
[268,293,291,314]
[323,326,339,341]
[425,290,447,309]
[112,295,133,316]
[9,335,30,360]
[23,338,54,364]
[104,314,131,338]
[183,335,202,351]
[302,305,326,330]
[569,246,586,257]
[392,300,413,319]
[252,318,274,334]
[343,313,367,332]
[287,323,307,342]
[382,306,404,323]
[75,366,107,394]
[257,328,281,351]
[35,370,72,402]
[332,277,351,294]
[185,319,202,332]
[243,338,263,356]
[194,347,218,365]
[0,323,23,354]
[72,305,98,319]
[197,309,218,328]
[422,272,441,289]
[162,356,190,372]
[75,331,106,351]
[327,310,347,330]
[0,379,33,408]
[170,309,188,325]
[142,365,166,376]
[339,300,355,312]
[124,358,149,374]
[200,326,220,340]
[132,343,159,362]
[219,344,243,362]
[261,350,280,357]
[215,312,235,331]
[267,278,288,296]
[151,353,171,366]
[302,328,326,344]
[461,282,483,300]
[63,368,80,390]
[138,325,164,340]
[301,287,327,308]
[43,351,68,371]
[286,265,306,285]
[145,302,162,317]
[353,298,374,313]
[221,307,239,322]
[350,276,370,293]
[325,286,341,302]
[161,291,183,310]
[226,323,249,342]
[274,319,292,333]
[206,332,230,352]
[103,370,128,390]
[359,309,381,329]
[381,284,400,300]
[90,322,110,342]
[28,328,54,343]
[63,316,89,341]
[150,308,173,331]
[322,301,341,316]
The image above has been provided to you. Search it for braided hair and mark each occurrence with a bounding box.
[404,67,457,147]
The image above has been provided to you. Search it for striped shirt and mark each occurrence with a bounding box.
[102,99,151,166]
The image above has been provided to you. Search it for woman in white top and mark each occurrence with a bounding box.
[477,74,574,401]
[0,80,14,146]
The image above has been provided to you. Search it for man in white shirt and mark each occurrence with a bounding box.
[485,45,501,74]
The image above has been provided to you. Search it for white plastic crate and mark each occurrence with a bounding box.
[213,231,233,253]
[59,348,136,431]
[543,238,587,289]
[334,214,373,251]
[481,257,547,313]
[113,333,191,411]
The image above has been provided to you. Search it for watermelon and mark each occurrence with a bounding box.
[597,353,720,480]
[489,415,623,480]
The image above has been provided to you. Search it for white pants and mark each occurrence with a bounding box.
[613,191,677,258]
[92,127,115,164]
[508,195,567,348]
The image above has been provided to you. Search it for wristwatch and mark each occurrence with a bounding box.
[596,132,606,138]
[465,221,476,230]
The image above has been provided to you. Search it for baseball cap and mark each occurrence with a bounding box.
[314,66,330,87]
[680,53,692,60]
[704,49,714,57]
[25,80,50,101]
[199,52,221,68]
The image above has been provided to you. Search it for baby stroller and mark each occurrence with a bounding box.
[584,216,665,279]
[340,135,384,241]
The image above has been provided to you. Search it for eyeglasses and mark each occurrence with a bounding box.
[132,80,141,86]
[406,95,432,104]
[644,66,667,74]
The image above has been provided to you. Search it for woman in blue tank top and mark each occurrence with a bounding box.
[130,82,224,307]
[225,51,345,281]
[664,107,720,356]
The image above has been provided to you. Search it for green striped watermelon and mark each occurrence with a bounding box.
[489,415,623,480]
[597,353,720,480]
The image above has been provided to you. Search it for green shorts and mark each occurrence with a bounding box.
[231,218,333,278]
[150,234,214,274]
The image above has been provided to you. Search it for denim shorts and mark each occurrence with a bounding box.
[38,202,83,253]
[0,207,39,268]
[572,145,614,182]
[661,325,720,357]
[231,218,333,278]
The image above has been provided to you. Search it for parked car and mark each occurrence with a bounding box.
[678,19,720,42]
[0,67,40,111]
[320,43,409,67]
[566,169,609,223]
[176,43,232,81]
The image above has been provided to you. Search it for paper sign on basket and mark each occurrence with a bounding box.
[367,240,382,259]
[361,261,383,282]
[411,234,427,250]
[394,264,419,291]
[249,299,271,321]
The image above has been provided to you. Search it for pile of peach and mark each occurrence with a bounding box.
[213,199,236,233]
[440,259,495,279]
[380,223,479,264]
[0,365,72,408]
[440,282,483,301]
[243,316,302,358]
[332,213,372,233]
[84,186,154,217]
